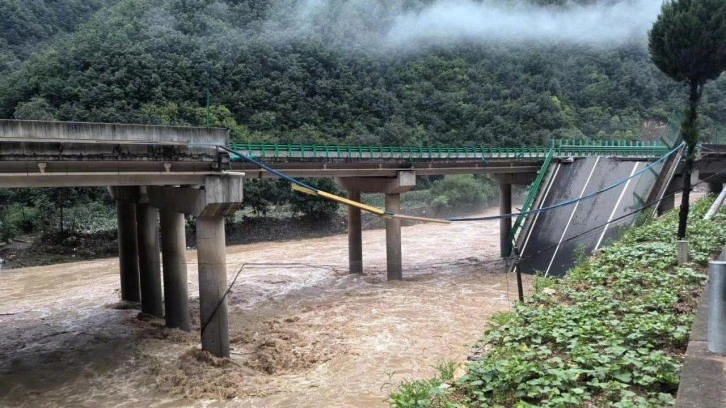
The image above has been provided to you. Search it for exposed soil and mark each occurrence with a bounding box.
[0,207,530,408]
[0,231,119,270]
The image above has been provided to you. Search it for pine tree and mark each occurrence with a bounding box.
[649,0,726,238]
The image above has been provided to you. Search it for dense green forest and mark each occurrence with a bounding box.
[1,0,724,146]
[0,0,724,241]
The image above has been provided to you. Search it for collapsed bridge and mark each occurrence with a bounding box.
[1,118,718,358]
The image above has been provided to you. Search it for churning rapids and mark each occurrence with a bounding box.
[0,207,530,407]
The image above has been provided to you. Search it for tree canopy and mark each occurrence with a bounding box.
[649,0,726,84]
[649,0,726,238]
[1,0,725,148]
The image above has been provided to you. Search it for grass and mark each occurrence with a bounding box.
[388,197,726,407]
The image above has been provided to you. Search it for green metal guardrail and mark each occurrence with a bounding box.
[505,147,556,258]
[229,139,669,161]
[659,110,682,148]
[555,139,668,157]
[632,111,683,211]
[228,143,552,159]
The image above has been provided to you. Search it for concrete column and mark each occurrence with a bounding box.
[385,193,402,280]
[347,190,363,273]
[160,211,191,331]
[116,200,140,302]
[659,194,675,214]
[137,203,163,318]
[499,183,512,257]
[196,216,230,357]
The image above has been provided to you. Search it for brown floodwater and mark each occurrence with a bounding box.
[0,207,531,408]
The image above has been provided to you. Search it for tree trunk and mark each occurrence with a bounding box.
[677,80,701,239]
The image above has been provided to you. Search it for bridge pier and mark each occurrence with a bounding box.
[499,183,512,258]
[660,194,675,214]
[116,198,140,302]
[197,215,230,357]
[147,175,243,357]
[337,172,415,280]
[709,181,724,195]
[136,200,164,318]
[347,190,363,274]
[385,193,403,280]
[160,211,191,331]
[487,173,536,258]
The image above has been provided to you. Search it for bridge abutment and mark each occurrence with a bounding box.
[660,194,675,214]
[160,211,191,331]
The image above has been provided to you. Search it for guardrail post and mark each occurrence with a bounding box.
[708,260,726,353]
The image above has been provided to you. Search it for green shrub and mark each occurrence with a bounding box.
[289,178,341,220]
[3,203,38,235]
[428,175,497,214]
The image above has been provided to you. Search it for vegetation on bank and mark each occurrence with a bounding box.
[389,197,725,407]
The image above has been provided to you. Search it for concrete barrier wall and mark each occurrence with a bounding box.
[0,120,229,146]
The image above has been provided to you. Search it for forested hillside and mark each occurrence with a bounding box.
[0,0,116,72]
[1,0,724,147]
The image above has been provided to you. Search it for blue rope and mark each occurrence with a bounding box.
[218,146,318,192]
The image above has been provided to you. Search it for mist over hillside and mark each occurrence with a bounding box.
[0,0,724,146]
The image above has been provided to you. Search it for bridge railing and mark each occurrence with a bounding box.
[507,147,556,257]
[554,139,669,157]
[229,140,669,161]
[228,143,553,159]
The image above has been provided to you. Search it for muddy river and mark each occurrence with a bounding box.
[0,207,531,407]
